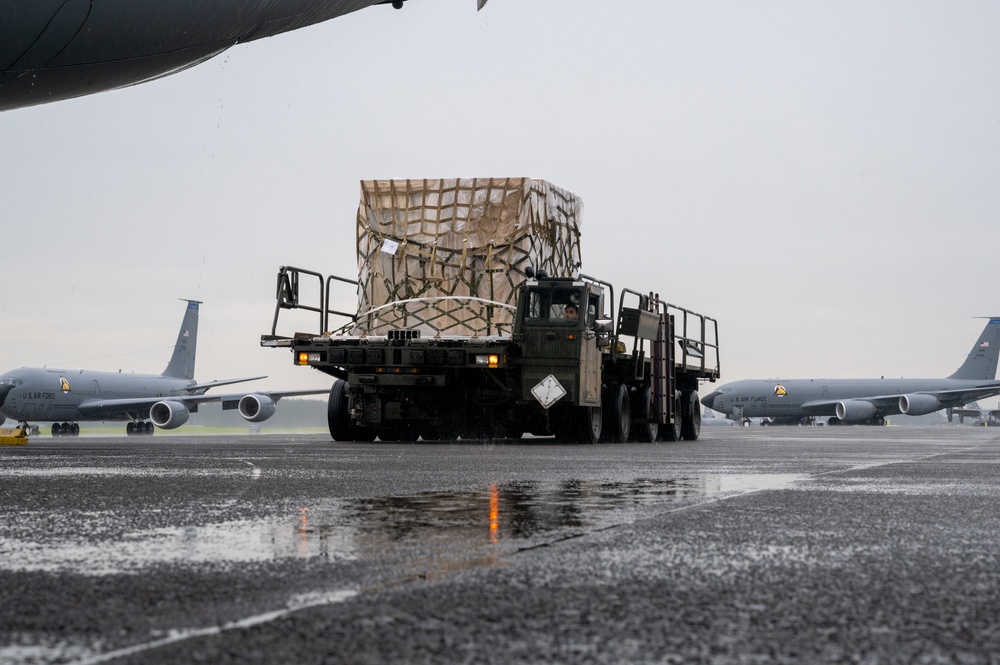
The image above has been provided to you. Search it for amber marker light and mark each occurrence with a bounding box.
[488,354,499,368]
[296,352,310,365]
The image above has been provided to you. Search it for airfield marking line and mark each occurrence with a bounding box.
[810,443,989,478]
[72,590,357,665]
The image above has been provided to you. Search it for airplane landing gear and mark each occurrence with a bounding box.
[50,422,80,437]
[126,421,154,436]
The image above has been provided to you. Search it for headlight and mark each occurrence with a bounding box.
[474,354,500,368]
[296,352,322,365]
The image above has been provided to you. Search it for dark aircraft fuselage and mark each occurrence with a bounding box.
[0,0,382,112]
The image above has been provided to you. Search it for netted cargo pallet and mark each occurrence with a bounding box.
[354,178,582,336]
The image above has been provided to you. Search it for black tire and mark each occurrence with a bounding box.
[581,405,603,444]
[604,384,631,443]
[633,386,658,443]
[660,392,682,442]
[681,390,701,441]
[327,380,350,441]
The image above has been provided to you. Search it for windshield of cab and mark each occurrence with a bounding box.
[524,287,582,323]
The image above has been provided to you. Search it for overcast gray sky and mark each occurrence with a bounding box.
[2,0,999,394]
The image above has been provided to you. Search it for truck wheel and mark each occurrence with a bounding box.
[327,380,350,441]
[580,405,602,444]
[633,386,658,443]
[681,390,701,441]
[660,392,682,442]
[608,384,631,443]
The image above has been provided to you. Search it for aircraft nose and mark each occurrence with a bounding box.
[0,383,12,410]
[701,389,720,409]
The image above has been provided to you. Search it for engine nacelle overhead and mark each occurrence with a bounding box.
[899,393,942,416]
[835,400,876,423]
[238,394,276,423]
[149,401,191,429]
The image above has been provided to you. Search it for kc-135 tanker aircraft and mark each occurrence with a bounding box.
[0,300,325,436]
[0,0,486,112]
[702,318,1000,426]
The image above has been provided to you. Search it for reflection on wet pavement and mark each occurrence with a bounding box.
[0,474,804,575]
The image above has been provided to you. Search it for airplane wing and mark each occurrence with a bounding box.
[215,388,331,409]
[187,376,267,393]
[798,394,905,415]
[77,388,328,419]
[799,383,1000,416]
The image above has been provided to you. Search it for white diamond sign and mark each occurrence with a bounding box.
[531,375,567,410]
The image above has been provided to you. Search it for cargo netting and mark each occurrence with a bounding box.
[353,178,582,336]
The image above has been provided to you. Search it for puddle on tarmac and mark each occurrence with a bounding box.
[0,474,803,575]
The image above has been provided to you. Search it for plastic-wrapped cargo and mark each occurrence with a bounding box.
[355,178,582,336]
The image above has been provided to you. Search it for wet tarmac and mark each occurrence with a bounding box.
[2,426,999,663]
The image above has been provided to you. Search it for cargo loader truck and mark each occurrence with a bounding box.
[260,178,720,442]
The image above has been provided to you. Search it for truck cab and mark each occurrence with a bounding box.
[512,275,610,441]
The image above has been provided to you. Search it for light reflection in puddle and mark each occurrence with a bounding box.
[0,474,803,575]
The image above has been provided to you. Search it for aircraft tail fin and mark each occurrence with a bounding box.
[948,318,1000,380]
[162,300,202,379]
